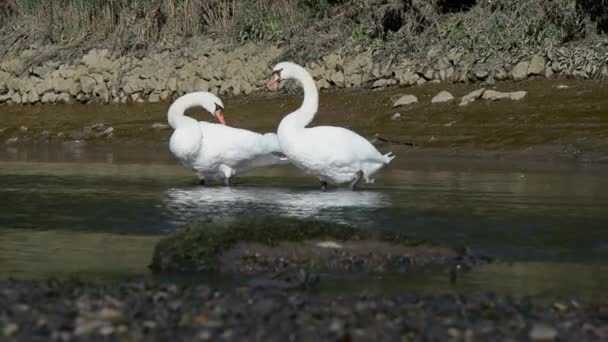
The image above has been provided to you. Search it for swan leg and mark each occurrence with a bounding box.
[321,181,328,192]
[220,165,235,187]
[349,171,364,191]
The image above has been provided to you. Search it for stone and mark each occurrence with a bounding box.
[131,93,141,102]
[529,323,558,341]
[160,90,171,101]
[82,49,115,72]
[317,79,331,90]
[316,241,343,249]
[7,78,21,91]
[56,93,73,104]
[152,123,170,130]
[330,71,345,87]
[528,55,545,75]
[225,59,243,77]
[41,92,57,104]
[474,69,489,80]
[509,91,527,100]
[445,67,455,82]
[80,76,97,94]
[25,91,40,104]
[5,137,18,144]
[34,79,51,95]
[494,68,508,81]
[393,94,418,107]
[167,78,178,92]
[323,53,343,70]
[511,61,529,81]
[459,88,485,106]
[482,90,511,100]
[545,66,554,78]
[372,79,389,88]
[2,323,18,336]
[391,113,401,120]
[11,92,21,104]
[193,79,209,92]
[92,84,109,103]
[481,90,527,101]
[555,84,569,89]
[484,74,496,85]
[431,91,454,103]
[396,70,419,86]
[149,93,160,103]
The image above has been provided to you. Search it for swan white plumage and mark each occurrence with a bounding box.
[267,62,395,191]
[168,91,287,185]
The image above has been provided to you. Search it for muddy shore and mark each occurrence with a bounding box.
[2,79,607,163]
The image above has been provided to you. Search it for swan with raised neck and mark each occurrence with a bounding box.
[268,62,395,191]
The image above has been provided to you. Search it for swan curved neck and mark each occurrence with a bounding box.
[168,93,214,129]
[287,66,318,128]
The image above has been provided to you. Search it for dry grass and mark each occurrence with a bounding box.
[0,0,605,68]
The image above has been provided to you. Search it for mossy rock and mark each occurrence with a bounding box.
[149,217,475,274]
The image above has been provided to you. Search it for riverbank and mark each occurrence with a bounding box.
[2,79,608,163]
[0,1,607,105]
[1,279,606,341]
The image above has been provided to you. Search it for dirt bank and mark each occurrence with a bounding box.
[2,79,607,163]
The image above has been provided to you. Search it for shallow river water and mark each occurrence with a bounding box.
[1,142,607,301]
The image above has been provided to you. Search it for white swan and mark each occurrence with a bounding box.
[267,62,395,191]
[168,91,287,185]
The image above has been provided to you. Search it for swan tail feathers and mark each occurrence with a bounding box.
[383,152,396,164]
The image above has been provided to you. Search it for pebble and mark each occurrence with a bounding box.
[316,241,343,249]
[529,323,558,341]
[152,122,170,130]
[5,137,18,144]
[391,113,402,120]
[2,323,19,336]
[0,279,602,341]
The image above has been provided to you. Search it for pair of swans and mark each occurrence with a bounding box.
[168,62,395,190]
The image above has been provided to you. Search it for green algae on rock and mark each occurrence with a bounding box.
[149,217,487,274]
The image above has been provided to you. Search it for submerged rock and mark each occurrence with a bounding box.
[150,217,488,274]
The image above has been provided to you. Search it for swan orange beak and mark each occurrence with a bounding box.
[214,109,226,125]
[267,74,280,88]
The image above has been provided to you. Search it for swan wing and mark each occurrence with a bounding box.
[199,122,286,168]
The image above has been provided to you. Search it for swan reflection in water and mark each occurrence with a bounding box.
[162,186,390,226]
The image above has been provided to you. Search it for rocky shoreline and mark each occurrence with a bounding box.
[0,39,607,105]
[1,279,607,341]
